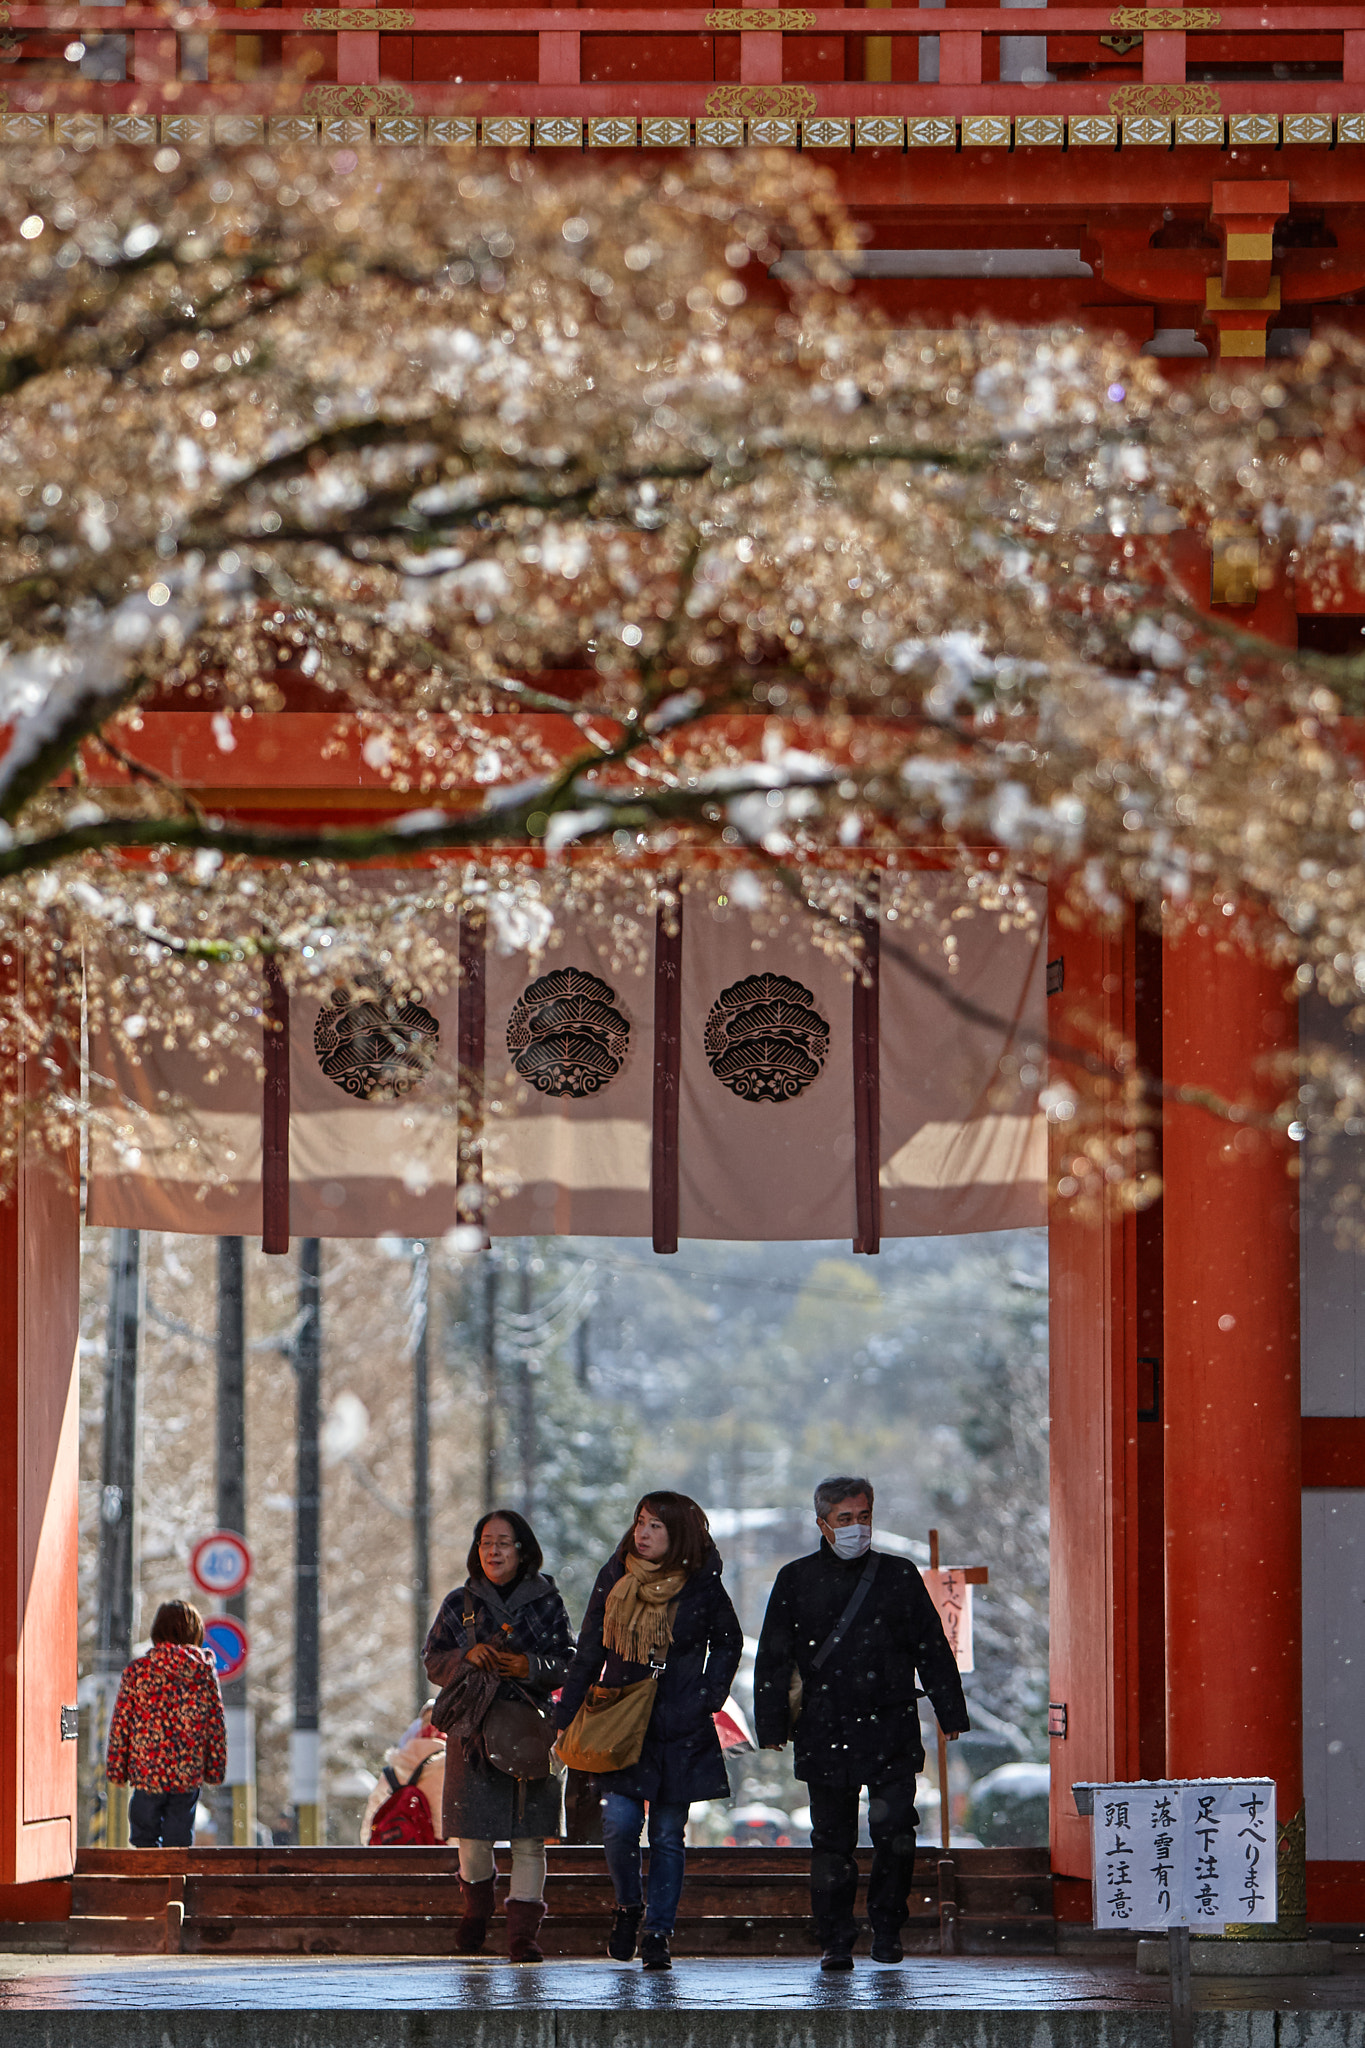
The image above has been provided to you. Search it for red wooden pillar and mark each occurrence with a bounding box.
[0,953,81,1891]
[1162,922,1304,1929]
[1047,895,1154,1893]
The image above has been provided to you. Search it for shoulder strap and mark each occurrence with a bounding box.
[382,1765,402,1797]
[809,1553,880,1673]
[463,1589,476,1640]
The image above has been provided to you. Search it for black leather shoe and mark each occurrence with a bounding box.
[640,1931,672,1971]
[608,1906,643,1962]
[820,1944,855,1972]
[870,1933,904,1964]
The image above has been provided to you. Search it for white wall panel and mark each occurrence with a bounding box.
[1301,995,1365,1415]
[1303,1490,1365,1860]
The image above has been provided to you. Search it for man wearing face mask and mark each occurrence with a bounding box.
[753,1476,969,1972]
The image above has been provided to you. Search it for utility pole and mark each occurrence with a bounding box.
[481,1250,498,1512]
[292,1238,322,1847]
[94,1228,140,1849]
[216,1237,254,1848]
[411,1241,431,1712]
[518,1254,535,1519]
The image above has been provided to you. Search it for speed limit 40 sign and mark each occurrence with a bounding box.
[191,1530,253,1599]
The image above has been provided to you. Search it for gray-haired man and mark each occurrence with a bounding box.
[754,1476,969,1970]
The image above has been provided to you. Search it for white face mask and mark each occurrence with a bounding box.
[828,1523,871,1560]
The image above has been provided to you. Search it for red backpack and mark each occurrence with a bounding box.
[368,1759,438,1846]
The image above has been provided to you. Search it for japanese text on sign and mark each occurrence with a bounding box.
[925,1568,974,1673]
[1092,1781,1276,1931]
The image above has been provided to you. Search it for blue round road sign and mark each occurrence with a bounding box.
[203,1616,249,1681]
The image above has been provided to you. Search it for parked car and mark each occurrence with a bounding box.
[722,1801,794,1848]
[967,1761,1050,1848]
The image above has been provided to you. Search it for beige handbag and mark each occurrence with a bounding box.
[553,1669,660,1774]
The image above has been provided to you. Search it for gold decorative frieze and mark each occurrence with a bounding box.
[376,113,424,143]
[1,111,47,143]
[1283,112,1331,144]
[302,81,414,117]
[1015,113,1063,145]
[1121,112,1172,143]
[905,115,956,145]
[641,115,691,144]
[704,8,816,24]
[801,115,850,146]
[427,115,477,143]
[962,114,1010,146]
[855,113,904,146]
[269,113,319,142]
[319,114,371,144]
[1338,111,1365,144]
[54,112,102,148]
[109,113,157,144]
[1175,111,1225,141]
[535,115,583,145]
[215,113,266,143]
[704,81,817,117]
[1110,6,1219,22]
[696,115,745,145]
[303,7,415,23]
[1110,79,1219,117]
[587,116,638,145]
[160,113,209,143]
[748,114,800,144]
[481,114,531,145]
[1228,111,1278,143]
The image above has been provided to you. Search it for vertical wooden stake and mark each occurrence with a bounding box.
[930,1525,961,1957]
[1169,1924,1193,2048]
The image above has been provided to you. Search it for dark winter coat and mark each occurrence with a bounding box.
[423,1570,574,1841]
[753,1543,970,1786]
[555,1548,743,1807]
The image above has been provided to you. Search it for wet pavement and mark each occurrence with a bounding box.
[2,1952,1365,2011]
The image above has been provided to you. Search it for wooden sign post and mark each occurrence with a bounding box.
[925,1528,988,1957]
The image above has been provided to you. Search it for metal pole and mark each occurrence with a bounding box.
[481,1251,498,1513]
[95,1227,140,1849]
[518,1256,535,1518]
[575,1313,590,1390]
[216,1236,254,1849]
[292,1238,322,1846]
[411,1241,431,1713]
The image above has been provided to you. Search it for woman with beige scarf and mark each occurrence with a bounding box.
[554,1492,742,1972]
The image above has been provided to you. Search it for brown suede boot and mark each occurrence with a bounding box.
[505,1896,547,1963]
[455,1877,496,1955]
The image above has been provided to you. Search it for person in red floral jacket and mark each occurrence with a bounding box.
[107,1600,228,1848]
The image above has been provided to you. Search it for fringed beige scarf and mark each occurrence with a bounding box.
[603,1553,686,1665]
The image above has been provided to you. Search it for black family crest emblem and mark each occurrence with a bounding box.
[704,973,829,1102]
[506,967,631,1098]
[314,986,439,1101]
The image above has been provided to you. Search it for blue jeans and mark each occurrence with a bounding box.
[602,1792,689,1935]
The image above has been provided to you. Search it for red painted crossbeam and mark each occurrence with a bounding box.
[10,5,1365,25]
